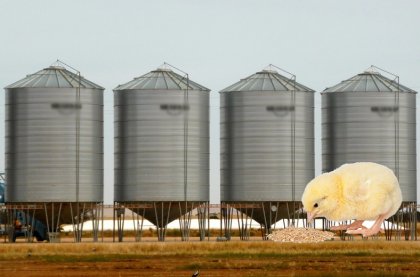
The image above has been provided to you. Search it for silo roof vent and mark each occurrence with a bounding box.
[5,61,103,89]
[114,64,209,91]
[323,66,416,93]
[220,65,314,92]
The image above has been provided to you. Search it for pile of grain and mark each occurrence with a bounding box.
[267,227,335,243]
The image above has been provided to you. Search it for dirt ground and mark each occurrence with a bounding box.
[1,256,420,277]
[1,240,419,276]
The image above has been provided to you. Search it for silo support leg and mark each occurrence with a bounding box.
[222,204,233,240]
[2,209,8,242]
[197,202,208,241]
[405,202,416,241]
[236,205,252,241]
[115,206,125,242]
[385,202,417,241]
[27,208,37,243]
[154,202,170,242]
[140,208,146,241]
[79,203,86,242]
[75,203,86,243]
[43,203,63,243]
[91,203,96,242]
[91,203,102,242]
[131,208,145,242]
[178,202,192,241]
[412,203,417,241]
[164,202,171,241]
[70,202,87,243]
[261,203,270,239]
[7,209,17,242]
[153,203,161,241]
[272,202,280,230]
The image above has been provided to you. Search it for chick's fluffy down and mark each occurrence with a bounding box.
[302,162,402,221]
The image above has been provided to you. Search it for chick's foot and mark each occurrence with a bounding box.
[346,214,387,237]
[330,220,365,231]
[347,221,367,230]
[330,225,349,231]
[345,228,379,237]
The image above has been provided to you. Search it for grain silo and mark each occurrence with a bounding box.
[322,66,417,240]
[220,65,315,239]
[114,64,210,241]
[4,62,104,242]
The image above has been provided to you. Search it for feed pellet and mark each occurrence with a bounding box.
[267,227,335,243]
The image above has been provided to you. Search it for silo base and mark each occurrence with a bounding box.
[374,201,417,241]
[113,201,209,242]
[384,202,418,241]
[4,202,103,243]
[221,201,306,240]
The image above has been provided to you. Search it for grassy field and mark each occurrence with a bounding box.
[0,240,419,276]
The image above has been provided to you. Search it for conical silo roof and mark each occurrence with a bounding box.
[323,70,416,93]
[5,66,104,89]
[220,69,314,92]
[114,67,210,91]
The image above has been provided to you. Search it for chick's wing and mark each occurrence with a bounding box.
[341,173,372,203]
[340,163,395,204]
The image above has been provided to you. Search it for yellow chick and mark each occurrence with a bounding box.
[301,162,402,237]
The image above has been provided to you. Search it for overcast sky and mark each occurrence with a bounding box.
[1,0,419,204]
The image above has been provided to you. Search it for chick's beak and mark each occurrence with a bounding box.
[307,211,316,222]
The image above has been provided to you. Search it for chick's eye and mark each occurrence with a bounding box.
[314,203,318,208]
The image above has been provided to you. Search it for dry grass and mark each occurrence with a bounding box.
[0,241,419,276]
[1,240,419,258]
[62,228,263,238]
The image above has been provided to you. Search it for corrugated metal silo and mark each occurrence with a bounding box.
[322,68,417,202]
[5,66,104,202]
[114,65,210,241]
[220,66,315,237]
[4,63,104,241]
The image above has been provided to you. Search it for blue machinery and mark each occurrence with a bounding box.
[0,173,48,241]
[0,173,47,242]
